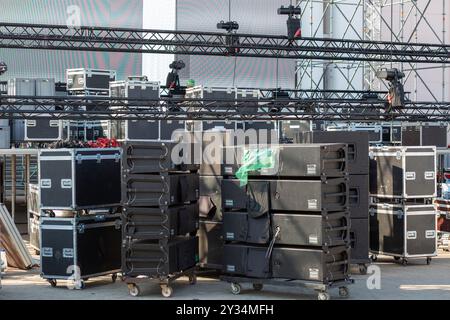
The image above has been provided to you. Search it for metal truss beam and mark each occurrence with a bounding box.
[1,96,449,122]
[0,23,449,64]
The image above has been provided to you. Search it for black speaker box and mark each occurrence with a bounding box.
[223,244,271,278]
[122,236,198,277]
[350,218,369,264]
[122,141,199,174]
[271,246,349,283]
[223,211,271,244]
[348,174,369,219]
[299,131,369,175]
[122,173,199,207]
[221,179,270,215]
[272,212,349,247]
[270,178,348,212]
[122,204,199,240]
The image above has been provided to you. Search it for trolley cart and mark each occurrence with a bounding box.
[124,267,197,298]
[220,275,353,301]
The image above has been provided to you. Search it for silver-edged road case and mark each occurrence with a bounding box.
[369,146,436,199]
[39,148,122,210]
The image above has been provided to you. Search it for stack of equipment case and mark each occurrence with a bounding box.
[66,68,115,141]
[121,141,200,297]
[185,86,238,133]
[221,144,352,300]
[8,78,33,143]
[8,78,62,144]
[401,124,448,148]
[298,131,370,274]
[325,124,383,145]
[381,123,402,145]
[38,148,123,289]
[24,78,62,142]
[369,146,437,265]
[109,78,185,141]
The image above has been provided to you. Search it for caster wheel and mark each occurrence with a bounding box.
[359,264,368,275]
[74,280,85,290]
[370,255,378,262]
[318,292,331,301]
[111,274,117,283]
[128,284,140,297]
[394,256,400,261]
[161,285,173,298]
[401,259,408,266]
[253,283,263,291]
[230,283,241,295]
[426,257,432,265]
[188,274,197,285]
[48,279,57,287]
[339,286,349,298]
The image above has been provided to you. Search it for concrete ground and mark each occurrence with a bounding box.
[1,245,450,300]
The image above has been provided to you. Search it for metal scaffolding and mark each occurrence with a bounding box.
[296,0,449,103]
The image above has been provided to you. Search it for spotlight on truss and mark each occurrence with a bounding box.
[278,5,302,40]
[376,68,405,109]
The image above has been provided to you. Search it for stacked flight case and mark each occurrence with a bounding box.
[121,141,200,297]
[298,131,371,274]
[8,78,62,144]
[109,78,186,141]
[401,124,448,148]
[369,146,437,265]
[38,148,123,289]
[66,68,115,141]
[220,144,352,300]
[185,86,241,133]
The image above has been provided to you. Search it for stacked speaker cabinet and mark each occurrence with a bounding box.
[369,146,437,265]
[197,130,236,270]
[220,144,352,300]
[298,131,371,274]
[121,141,200,297]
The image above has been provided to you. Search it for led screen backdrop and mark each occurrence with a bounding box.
[175,0,296,88]
[0,0,143,82]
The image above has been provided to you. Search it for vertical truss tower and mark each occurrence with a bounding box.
[296,0,449,103]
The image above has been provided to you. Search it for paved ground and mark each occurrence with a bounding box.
[1,248,450,300]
